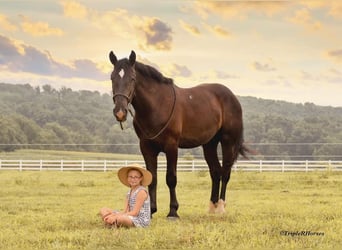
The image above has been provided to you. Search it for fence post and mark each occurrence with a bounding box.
[192,160,195,172]
[259,160,262,173]
[104,160,107,172]
[81,160,84,172]
[40,160,43,171]
[19,160,22,172]
[0,159,2,169]
[282,160,285,172]
[61,159,64,172]
[305,160,308,172]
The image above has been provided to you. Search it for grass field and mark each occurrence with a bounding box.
[0,149,144,161]
[1,170,341,249]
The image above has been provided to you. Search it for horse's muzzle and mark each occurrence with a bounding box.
[113,108,127,122]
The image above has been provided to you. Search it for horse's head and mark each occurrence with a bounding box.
[109,50,136,122]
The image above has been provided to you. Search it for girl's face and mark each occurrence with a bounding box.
[127,169,143,187]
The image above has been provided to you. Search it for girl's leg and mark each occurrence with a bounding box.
[116,214,134,227]
[99,207,114,220]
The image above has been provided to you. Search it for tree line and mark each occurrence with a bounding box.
[1,83,342,160]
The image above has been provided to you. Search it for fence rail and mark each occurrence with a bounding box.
[0,159,342,172]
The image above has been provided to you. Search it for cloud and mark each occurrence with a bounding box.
[164,63,192,78]
[60,0,89,19]
[198,70,238,82]
[0,35,19,62]
[203,23,232,38]
[213,70,238,79]
[0,34,107,80]
[299,70,318,81]
[328,2,342,19]
[298,68,342,86]
[137,55,161,71]
[287,8,322,31]
[60,1,173,51]
[71,59,108,79]
[192,1,287,19]
[137,18,173,51]
[179,20,200,36]
[299,1,342,20]
[326,49,342,63]
[19,15,64,36]
[0,14,17,31]
[252,61,276,72]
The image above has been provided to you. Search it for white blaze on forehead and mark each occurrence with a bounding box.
[118,68,125,78]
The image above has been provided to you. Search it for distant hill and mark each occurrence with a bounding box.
[1,82,342,159]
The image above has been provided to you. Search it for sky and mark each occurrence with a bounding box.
[0,0,341,107]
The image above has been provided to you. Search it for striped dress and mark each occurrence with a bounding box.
[126,186,151,227]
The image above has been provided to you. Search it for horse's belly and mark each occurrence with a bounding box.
[178,140,202,149]
[178,129,218,148]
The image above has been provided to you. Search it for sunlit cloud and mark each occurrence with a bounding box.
[287,8,322,31]
[192,1,287,19]
[0,14,17,31]
[0,34,107,80]
[328,2,342,19]
[163,63,192,78]
[203,23,232,38]
[20,16,64,36]
[60,1,173,51]
[299,1,342,19]
[179,20,200,36]
[60,0,89,19]
[137,18,173,51]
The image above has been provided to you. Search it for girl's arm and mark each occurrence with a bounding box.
[125,189,147,217]
[123,197,129,213]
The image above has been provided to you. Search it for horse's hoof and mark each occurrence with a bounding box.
[208,200,226,214]
[167,216,179,221]
[215,199,226,214]
[208,201,216,213]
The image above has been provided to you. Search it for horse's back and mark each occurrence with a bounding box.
[178,83,241,115]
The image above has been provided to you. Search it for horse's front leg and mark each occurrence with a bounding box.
[140,140,159,216]
[165,144,179,219]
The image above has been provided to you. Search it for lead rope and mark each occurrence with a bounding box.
[129,84,176,140]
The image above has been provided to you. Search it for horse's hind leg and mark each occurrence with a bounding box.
[217,137,239,213]
[202,137,221,213]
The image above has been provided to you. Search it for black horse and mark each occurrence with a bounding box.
[109,50,248,218]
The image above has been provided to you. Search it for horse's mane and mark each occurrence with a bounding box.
[135,62,173,85]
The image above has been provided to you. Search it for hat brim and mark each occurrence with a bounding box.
[117,164,152,187]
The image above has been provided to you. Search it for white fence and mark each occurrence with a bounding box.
[0,159,341,172]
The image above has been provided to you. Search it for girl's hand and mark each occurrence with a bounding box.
[104,214,117,224]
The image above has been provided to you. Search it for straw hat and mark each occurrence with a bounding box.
[117,164,152,187]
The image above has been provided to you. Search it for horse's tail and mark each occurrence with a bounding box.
[237,129,254,160]
[239,143,251,160]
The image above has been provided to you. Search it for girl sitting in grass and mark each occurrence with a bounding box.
[99,164,152,228]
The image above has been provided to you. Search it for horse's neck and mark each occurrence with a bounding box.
[132,77,172,121]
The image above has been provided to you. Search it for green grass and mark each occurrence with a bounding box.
[0,170,341,249]
[0,149,144,160]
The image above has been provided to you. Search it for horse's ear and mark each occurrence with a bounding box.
[109,51,117,66]
[129,50,136,66]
